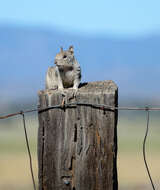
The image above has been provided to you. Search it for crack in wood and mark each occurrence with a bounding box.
[77,125,83,155]
[69,156,74,170]
[74,124,77,142]
[68,156,76,188]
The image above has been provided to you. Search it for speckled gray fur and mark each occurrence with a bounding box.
[45,46,81,92]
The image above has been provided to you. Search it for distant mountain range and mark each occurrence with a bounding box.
[1,24,160,109]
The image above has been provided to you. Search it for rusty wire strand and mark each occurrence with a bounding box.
[1,102,160,120]
[143,110,156,190]
[21,112,37,190]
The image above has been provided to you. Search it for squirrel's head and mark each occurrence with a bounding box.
[54,46,75,66]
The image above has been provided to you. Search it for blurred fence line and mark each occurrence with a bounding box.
[0,101,158,190]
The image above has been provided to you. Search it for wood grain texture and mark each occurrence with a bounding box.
[38,80,118,190]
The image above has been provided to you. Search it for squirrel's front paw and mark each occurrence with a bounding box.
[68,88,78,100]
[58,87,66,97]
[73,88,78,97]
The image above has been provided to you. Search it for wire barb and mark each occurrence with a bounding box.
[2,102,160,120]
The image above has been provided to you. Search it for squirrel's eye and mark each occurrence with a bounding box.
[63,55,67,59]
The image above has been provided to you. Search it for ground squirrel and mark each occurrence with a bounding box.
[45,46,81,95]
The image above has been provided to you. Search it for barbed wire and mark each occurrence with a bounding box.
[0,101,158,190]
[1,102,160,120]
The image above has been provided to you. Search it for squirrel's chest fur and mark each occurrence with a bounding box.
[59,66,75,87]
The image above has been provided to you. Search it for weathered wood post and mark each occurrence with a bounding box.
[38,80,118,190]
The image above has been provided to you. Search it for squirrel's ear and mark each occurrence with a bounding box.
[69,45,74,54]
[60,47,63,52]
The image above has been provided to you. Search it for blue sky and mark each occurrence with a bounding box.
[1,0,160,37]
[1,0,160,104]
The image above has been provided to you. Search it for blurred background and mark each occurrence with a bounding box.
[0,0,160,189]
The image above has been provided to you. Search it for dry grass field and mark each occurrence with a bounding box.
[0,111,159,190]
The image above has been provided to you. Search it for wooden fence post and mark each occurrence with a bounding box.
[38,80,118,190]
